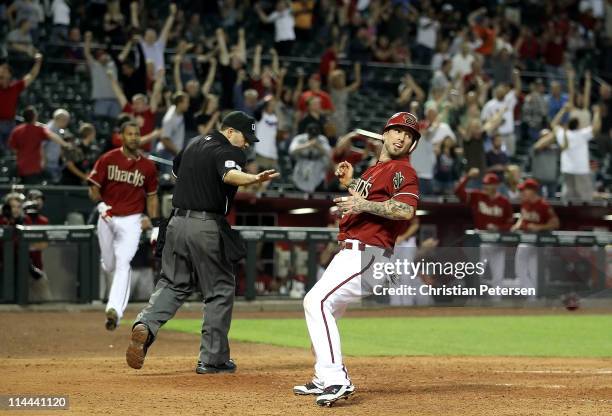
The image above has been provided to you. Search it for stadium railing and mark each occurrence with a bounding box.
[236,225,338,300]
[465,230,612,298]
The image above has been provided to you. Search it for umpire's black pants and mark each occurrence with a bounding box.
[135,215,235,365]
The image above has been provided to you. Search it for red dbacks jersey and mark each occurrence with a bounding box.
[88,148,158,216]
[519,197,554,231]
[455,176,513,231]
[338,156,419,248]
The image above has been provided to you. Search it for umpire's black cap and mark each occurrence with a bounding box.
[222,111,259,144]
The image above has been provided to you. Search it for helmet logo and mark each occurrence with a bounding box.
[403,113,416,126]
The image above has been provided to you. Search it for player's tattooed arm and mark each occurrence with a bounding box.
[334,191,415,220]
[356,198,415,220]
[347,178,359,191]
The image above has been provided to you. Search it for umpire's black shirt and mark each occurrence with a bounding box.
[172,131,246,215]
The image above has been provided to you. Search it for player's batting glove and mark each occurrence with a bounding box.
[150,218,160,245]
[96,202,112,221]
[150,227,159,245]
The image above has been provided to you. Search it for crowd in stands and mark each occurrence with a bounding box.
[0,0,611,204]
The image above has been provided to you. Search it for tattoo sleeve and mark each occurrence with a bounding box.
[357,198,415,220]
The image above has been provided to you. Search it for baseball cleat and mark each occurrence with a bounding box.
[315,385,355,407]
[126,324,150,369]
[105,308,118,331]
[293,381,324,396]
[195,359,237,374]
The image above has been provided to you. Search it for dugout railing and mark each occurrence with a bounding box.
[465,230,612,298]
[1,225,610,304]
[235,226,338,300]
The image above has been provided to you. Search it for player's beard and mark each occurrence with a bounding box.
[124,140,140,155]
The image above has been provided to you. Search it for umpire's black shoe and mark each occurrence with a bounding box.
[195,359,236,374]
[126,323,151,369]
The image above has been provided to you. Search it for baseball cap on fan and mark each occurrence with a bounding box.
[482,173,501,185]
[221,111,260,144]
[518,178,540,191]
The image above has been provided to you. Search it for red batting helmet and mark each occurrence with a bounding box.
[383,112,421,153]
[482,173,501,185]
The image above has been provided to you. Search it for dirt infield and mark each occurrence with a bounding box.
[2,309,612,415]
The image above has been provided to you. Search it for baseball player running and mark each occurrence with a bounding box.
[294,112,420,406]
[455,168,513,297]
[88,121,159,330]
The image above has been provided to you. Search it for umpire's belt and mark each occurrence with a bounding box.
[339,239,393,259]
[173,208,246,262]
[173,209,222,220]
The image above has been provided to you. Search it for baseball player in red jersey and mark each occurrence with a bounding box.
[455,168,513,296]
[511,178,559,298]
[87,121,159,330]
[294,112,420,406]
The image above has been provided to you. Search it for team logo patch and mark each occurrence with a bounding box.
[225,160,236,168]
[393,171,404,190]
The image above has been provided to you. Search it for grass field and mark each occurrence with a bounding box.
[165,315,612,357]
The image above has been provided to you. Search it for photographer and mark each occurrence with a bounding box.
[23,198,52,302]
[0,192,52,302]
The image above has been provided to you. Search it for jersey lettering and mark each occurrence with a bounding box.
[522,209,541,223]
[477,201,503,217]
[107,165,145,187]
[355,177,373,198]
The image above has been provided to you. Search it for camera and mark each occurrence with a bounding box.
[23,200,39,218]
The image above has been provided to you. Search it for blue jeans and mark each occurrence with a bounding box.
[44,164,63,184]
[527,127,540,145]
[539,181,557,199]
[414,44,433,66]
[93,99,122,119]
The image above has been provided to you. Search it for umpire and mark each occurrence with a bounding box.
[126,111,279,374]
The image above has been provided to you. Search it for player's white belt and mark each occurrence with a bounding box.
[339,239,393,258]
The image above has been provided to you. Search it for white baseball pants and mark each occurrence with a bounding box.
[514,243,538,299]
[480,243,506,299]
[97,214,142,319]
[303,240,386,387]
